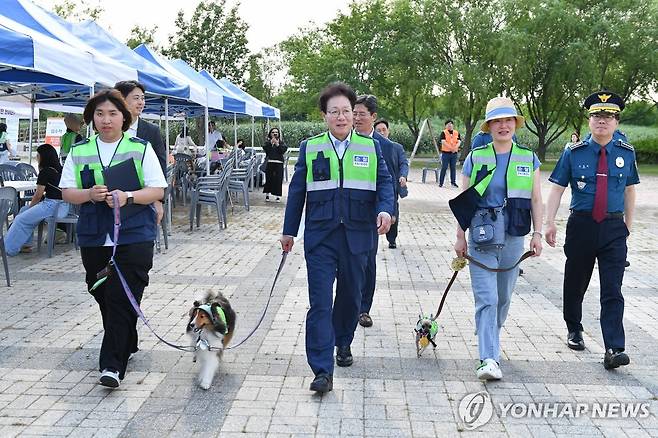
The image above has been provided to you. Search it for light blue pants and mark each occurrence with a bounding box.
[468,234,524,362]
[0,151,9,164]
[5,199,69,256]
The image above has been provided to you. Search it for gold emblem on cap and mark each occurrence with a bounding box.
[598,94,611,103]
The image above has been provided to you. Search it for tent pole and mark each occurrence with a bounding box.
[164,97,170,162]
[205,103,210,176]
[233,113,238,168]
[28,94,35,165]
[251,116,254,148]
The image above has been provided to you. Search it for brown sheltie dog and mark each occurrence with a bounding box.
[186,291,236,389]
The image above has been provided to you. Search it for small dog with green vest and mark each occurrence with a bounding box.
[187,291,236,389]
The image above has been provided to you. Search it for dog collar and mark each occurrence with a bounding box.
[197,304,228,334]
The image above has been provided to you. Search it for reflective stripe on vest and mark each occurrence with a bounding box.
[469,143,534,199]
[442,129,459,152]
[305,132,378,192]
[70,133,146,189]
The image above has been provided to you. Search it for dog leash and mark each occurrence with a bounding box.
[225,250,287,350]
[103,193,286,353]
[429,250,535,321]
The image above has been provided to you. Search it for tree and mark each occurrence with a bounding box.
[425,0,508,158]
[126,25,159,50]
[244,54,273,102]
[53,0,103,21]
[502,0,588,160]
[165,0,250,86]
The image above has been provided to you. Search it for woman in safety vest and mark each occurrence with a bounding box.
[454,97,543,381]
[60,90,167,389]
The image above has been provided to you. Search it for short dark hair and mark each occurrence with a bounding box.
[374,119,389,129]
[36,143,62,172]
[445,119,454,126]
[114,80,145,98]
[355,94,378,114]
[209,120,216,127]
[318,82,357,113]
[0,122,6,133]
[83,89,133,132]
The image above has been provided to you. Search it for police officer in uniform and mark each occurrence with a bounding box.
[545,91,639,370]
[280,82,394,393]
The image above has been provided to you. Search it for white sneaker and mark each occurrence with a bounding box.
[476,358,502,380]
[99,369,120,388]
[275,197,281,203]
[265,195,270,202]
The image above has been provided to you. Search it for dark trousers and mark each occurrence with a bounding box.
[563,214,628,350]
[440,152,458,185]
[361,238,378,314]
[386,201,400,245]
[263,162,284,197]
[81,242,154,379]
[304,226,368,376]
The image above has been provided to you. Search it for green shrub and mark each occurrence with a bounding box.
[633,138,658,164]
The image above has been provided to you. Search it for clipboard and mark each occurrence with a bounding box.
[102,158,148,220]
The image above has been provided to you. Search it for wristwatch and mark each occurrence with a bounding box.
[126,191,134,205]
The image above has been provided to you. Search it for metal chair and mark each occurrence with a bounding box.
[421,167,440,183]
[0,188,16,286]
[0,164,20,184]
[37,203,78,258]
[228,156,256,211]
[189,164,233,231]
[15,163,37,180]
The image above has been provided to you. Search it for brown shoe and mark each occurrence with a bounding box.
[19,245,33,253]
[358,313,373,327]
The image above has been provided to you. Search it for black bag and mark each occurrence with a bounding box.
[259,158,268,174]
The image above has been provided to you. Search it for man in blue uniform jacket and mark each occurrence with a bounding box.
[280,82,394,393]
[545,90,639,370]
[353,96,409,329]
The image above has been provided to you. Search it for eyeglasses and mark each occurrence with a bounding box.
[590,113,617,121]
[353,111,371,118]
[326,109,352,118]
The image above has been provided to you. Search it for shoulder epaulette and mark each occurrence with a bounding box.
[71,138,90,147]
[568,141,587,150]
[616,140,634,151]
[130,136,148,146]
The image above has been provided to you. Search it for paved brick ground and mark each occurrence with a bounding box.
[1,168,656,437]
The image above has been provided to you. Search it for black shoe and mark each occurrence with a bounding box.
[624,260,630,268]
[518,268,524,276]
[388,242,397,249]
[359,313,373,327]
[439,184,443,187]
[567,331,585,350]
[604,349,630,370]
[309,373,333,393]
[451,183,459,188]
[336,346,353,367]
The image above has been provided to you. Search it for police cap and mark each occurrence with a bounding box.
[583,90,625,115]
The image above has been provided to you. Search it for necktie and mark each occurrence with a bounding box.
[592,147,608,223]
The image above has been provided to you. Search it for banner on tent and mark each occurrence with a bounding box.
[45,118,66,148]
[0,100,40,119]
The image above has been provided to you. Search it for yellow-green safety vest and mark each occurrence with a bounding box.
[305,132,377,192]
[70,133,147,189]
[469,142,534,200]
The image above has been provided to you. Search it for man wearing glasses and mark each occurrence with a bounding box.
[280,82,394,393]
[545,91,639,370]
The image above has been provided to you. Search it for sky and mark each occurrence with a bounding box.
[34,0,352,53]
